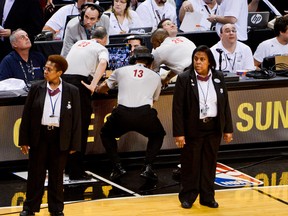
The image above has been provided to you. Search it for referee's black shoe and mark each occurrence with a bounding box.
[110,163,126,180]
[140,164,158,181]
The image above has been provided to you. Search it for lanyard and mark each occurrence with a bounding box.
[151,1,165,24]
[226,53,237,73]
[204,4,218,30]
[19,60,35,86]
[49,92,60,117]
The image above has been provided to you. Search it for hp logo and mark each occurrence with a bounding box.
[250,14,263,24]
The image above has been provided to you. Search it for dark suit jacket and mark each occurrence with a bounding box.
[172,69,233,137]
[19,80,81,152]
[0,0,44,61]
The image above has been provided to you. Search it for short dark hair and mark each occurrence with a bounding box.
[130,46,154,65]
[274,16,288,36]
[91,26,107,39]
[191,45,216,70]
[157,18,171,29]
[48,55,68,73]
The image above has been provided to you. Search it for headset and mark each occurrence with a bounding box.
[129,46,154,65]
[79,2,104,25]
[123,35,145,45]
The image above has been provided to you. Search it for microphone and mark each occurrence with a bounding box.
[216,48,223,71]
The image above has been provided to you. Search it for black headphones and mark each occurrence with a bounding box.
[79,2,104,24]
[129,47,154,65]
[123,35,145,45]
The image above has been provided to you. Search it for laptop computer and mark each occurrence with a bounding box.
[248,12,270,29]
[128,27,152,34]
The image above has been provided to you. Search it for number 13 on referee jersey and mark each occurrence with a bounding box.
[134,69,143,78]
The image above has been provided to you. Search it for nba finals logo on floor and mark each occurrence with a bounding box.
[215,163,263,187]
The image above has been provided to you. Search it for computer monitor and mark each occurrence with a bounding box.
[106,43,130,71]
[128,27,153,34]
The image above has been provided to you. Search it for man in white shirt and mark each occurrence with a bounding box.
[207,0,248,41]
[179,0,218,30]
[43,0,94,40]
[97,46,166,181]
[151,19,196,86]
[62,26,109,180]
[254,16,288,68]
[210,23,254,73]
[136,0,177,30]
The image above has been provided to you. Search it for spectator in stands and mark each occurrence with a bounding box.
[179,0,218,30]
[207,0,248,41]
[136,0,177,30]
[62,26,109,180]
[0,29,45,85]
[0,0,44,62]
[210,23,254,73]
[19,54,81,216]
[151,22,196,86]
[61,2,109,57]
[173,45,233,209]
[43,0,94,40]
[97,46,166,181]
[253,16,288,68]
[108,0,143,35]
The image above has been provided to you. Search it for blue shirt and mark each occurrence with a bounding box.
[0,50,46,82]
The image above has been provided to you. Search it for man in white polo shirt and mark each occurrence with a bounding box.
[207,0,248,41]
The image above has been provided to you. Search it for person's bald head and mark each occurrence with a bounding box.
[150,28,169,49]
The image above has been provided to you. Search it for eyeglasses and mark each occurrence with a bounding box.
[223,29,237,34]
[43,67,56,72]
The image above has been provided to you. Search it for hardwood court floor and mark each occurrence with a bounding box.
[1,185,287,216]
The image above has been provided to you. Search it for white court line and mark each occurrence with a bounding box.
[85,171,142,197]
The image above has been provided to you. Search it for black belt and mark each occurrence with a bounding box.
[201,117,215,123]
[117,104,151,110]
[41,125,59,130]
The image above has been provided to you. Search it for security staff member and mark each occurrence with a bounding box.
[19,55,81,216]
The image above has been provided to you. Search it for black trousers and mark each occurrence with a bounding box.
[62,74,92,177]
[179,119,222,204]
[23,126,69,213]
[100,105,166,165]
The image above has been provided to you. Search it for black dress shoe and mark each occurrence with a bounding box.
[200,200,219,208]
[140,164,158,181]
[19,210,35,216]
[110,163,127,180]
[50,211,64,216]
[69,172,92,181]
[181,201,192,209]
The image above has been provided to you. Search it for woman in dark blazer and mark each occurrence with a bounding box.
[19,55,81,216]
[172,45,233,209]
